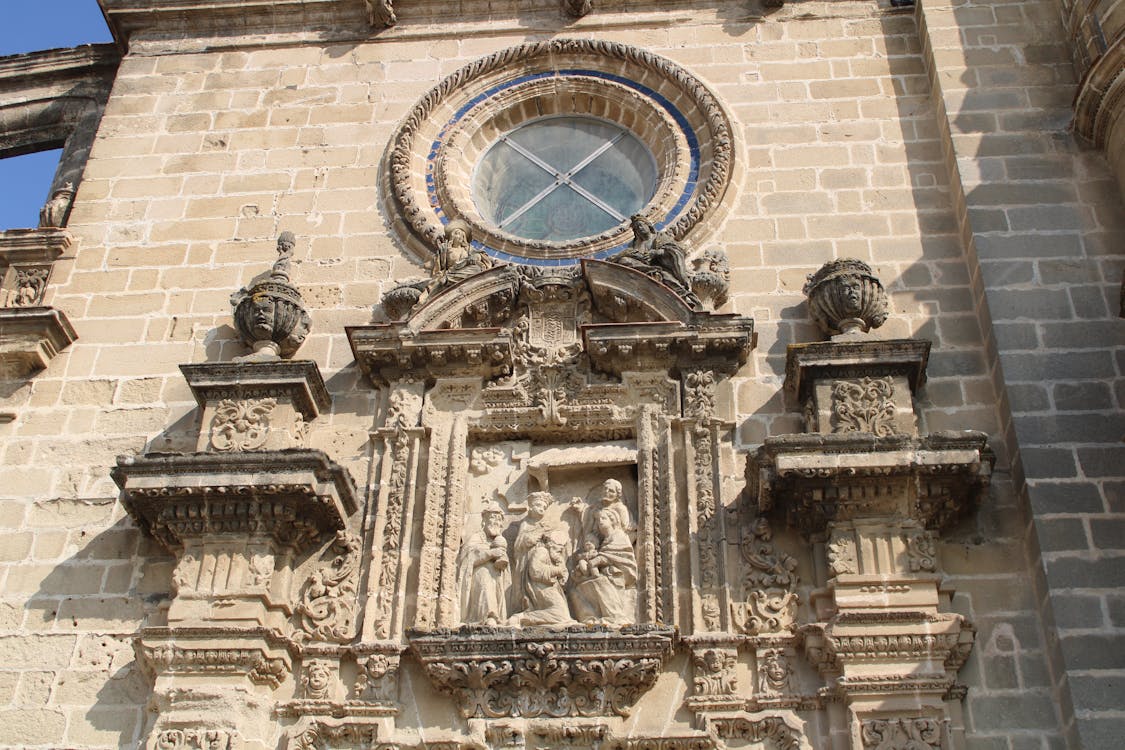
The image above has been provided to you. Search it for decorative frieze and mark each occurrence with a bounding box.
[409,627,675,718]
[860,717,942,749]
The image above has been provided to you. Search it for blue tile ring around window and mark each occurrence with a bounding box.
[426,70,702,268]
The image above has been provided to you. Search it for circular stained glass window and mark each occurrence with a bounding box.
[472,117,658,243]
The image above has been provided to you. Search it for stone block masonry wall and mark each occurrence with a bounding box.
[917,0,1125,746]
[0,1,1117,747]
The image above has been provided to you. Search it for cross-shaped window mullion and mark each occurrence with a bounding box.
[495,129,628,229]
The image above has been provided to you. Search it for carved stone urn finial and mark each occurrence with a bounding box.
[802,258,888,338]
[230,231,312,360]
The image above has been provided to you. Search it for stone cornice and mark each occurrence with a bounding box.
[0,44,119,93]
[0,306,78,378]
[785,339,931,400]
[0,228,73,266]
[112,449,358,550]
[180,360,331,421]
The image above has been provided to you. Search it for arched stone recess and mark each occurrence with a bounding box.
[346,246,754,722]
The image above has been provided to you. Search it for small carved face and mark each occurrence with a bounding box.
[841,277,863,312]
[482,510,506,537]
[704,649,724,672]
[599,478,622,505]
[304,661,332,695]
[527,492,551,518]
[764,651,788,682]
[250,295,275,338]
[596,509,620,537]
[752,517,772,541]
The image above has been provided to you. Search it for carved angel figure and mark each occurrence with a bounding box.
[457,502,511,626]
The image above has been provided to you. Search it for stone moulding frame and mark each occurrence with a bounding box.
[386,38,734,264]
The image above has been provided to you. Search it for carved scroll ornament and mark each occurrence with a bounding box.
[297,531,362,643]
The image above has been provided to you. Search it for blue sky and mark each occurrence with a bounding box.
[1,1,113,229]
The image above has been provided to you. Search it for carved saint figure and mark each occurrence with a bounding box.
[457,502,511,626]
[427,220,492,293]
[610,215,694,297]
[568,506,638,626]
[509,533,573,627]
[38,183,74,228]
[511,491,555,612]
[573,478,635,548]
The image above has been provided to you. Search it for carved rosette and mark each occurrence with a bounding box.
[802,259,888,338]
[409,627,674,719]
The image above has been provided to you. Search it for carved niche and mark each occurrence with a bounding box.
[348,247,753,721]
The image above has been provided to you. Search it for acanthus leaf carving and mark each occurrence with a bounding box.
[210,397,276,452]
[733,518,799,635]
[709,715,805,750]
[830,377,897,436]
[860,717,942,750]
[827,530,858,576]
[297,531,362,643]
[153,728,237,750]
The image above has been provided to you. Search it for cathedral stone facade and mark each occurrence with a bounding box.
[0,1,1122,749]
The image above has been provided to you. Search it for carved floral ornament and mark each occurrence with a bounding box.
[387,38,733,264]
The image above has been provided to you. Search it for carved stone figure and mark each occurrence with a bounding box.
[509,532,573,627]
[758,648,792,698]
[692,647,737,696]
[301,659,335,700]
[569,506,638,626]
[690,247,731,309]
[38,183,74,228]
[230,231,312,359]
[424,220,493,298]
[457,502,510,625]
[364,0,396,27]
[572,478,635,548]
[611,215,695,302]
[562,0,593,17]
[802,258,889,337]
[511,490,556,612]
[11,267,49,307]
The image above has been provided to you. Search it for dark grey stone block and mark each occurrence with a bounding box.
[1036,517,1090,552]
[1078,447,1125,478]
[988,288,1073,321]
[1053,381,1115,411]
[1020,448,1078,480]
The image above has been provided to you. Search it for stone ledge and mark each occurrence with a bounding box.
[0,306,77,378]
[750,432,994,533]
[784,339,931,400]
[111,449,358,550]
[180,360,330,421]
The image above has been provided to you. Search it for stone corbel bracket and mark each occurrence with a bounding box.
[139,625,295,689]
[111,449,358,552]
[348,325,513,385]
[803,613,975,697]
[749,432,994,535]
[408,626,675,719]
[785,339,930,400]
[0,228,77,377]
